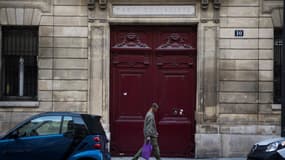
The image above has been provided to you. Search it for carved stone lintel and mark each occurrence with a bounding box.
[99,0,107,9]
[200,0,209,23]
[0,0,51,13]
[88,0,96,11]
[213,0,221,10]
[213,18,220,24]
[213,0,221,23]
[201,0,209,10]
[88,0,107,11]
[201,19,208,23]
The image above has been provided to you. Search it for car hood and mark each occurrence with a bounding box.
[256,137,285,146]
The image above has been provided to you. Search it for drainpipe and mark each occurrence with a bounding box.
[281,1,285,137]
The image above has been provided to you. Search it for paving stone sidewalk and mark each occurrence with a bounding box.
[112,157,246,160]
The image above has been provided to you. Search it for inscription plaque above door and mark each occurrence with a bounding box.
[112,5,196,17]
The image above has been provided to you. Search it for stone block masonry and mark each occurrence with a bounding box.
[0,0,89,135]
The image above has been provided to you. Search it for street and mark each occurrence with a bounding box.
[112,157,246,160]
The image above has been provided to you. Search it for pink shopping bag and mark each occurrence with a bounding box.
[141,141,152,160]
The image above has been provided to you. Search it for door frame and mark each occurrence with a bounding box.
[88,21,219,157]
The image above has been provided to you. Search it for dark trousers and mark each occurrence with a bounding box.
[132,137,161,160]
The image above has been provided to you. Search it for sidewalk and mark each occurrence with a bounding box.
[112,157,246,160]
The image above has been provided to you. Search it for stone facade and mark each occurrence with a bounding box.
[0,0,283,158]
[0,0,89,131]
[196,0,283,157]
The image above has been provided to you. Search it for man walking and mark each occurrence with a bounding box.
[132,103,161,160]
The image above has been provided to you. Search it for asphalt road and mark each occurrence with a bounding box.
[112,157,246,160]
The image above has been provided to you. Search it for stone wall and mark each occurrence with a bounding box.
[0,0,89,134]
[220,0,282,156]
[196,0,283,158]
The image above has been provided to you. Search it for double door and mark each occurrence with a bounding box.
[110,26,197,157]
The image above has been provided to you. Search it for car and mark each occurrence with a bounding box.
[247,137,285,160]
[0,112,111,160]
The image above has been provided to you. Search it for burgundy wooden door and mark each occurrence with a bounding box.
[110,26,197,157]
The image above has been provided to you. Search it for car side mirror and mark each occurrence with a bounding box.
[10,130,19,139]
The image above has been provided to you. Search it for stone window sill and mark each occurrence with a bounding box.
[272,104,281,111]
[0,101,39,107]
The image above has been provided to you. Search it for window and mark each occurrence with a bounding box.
[1,26,38,101]
[274,29,282,104]
[17,116,62,137]
[73,116,88,139]
[61,116,88,140]
[61,116,73,134]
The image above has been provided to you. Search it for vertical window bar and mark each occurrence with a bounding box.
[19,56,24,96]
[274,29,283,104]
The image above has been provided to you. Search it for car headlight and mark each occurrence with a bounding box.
[266,142,280,152]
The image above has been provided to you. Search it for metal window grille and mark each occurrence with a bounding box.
[1,26,38,100]
[274,29,282,104]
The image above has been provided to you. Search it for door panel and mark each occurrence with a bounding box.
[155,54,195,157]
[113,68,151,153]
[111,52,153,154]
[4,135,73,160]
[110,26,197,157]
[0,139,15,160]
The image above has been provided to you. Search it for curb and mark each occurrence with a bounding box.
[112,157,246,160]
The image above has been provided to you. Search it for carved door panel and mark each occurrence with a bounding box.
[111,54,152,154]
[110,26,196,157]
[110,29,154,155]
[154,31,196,157]
[155,54,196,157]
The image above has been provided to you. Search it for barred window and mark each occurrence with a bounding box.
[274,29,282,104]
[1,26,38,101]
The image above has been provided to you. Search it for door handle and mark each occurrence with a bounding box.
[172,108,178,116]
[173,108,184,116]
[179,109,184,116]
[173,110,178,115]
